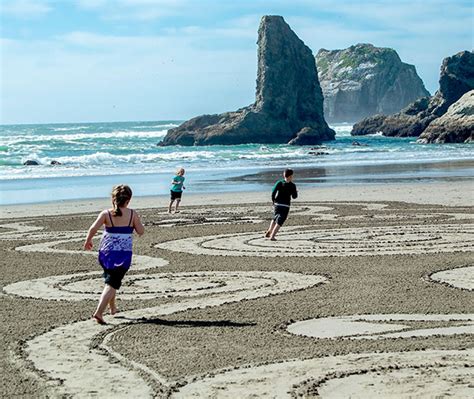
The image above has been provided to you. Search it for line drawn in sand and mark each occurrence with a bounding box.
[2,206,473,398]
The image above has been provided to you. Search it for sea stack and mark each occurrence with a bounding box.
[160,16,335,146]
[316,44,430,123]
[417,90,474,143]
[351,50,474,141]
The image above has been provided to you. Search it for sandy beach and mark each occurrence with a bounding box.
[0,181,473,398]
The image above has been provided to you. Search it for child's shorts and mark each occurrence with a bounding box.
[102,267,127,290]
[170,190,182,200]
[273,205,290,226]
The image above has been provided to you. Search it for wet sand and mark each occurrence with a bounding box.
[0,182,473,397]
[229,159,474,184]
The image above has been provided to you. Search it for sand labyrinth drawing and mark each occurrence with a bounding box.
[1,202,473,398]
[156,224,474,257]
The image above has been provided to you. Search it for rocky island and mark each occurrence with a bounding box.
[160,16,335,146]
[417,90,473,143]
[316,44,429,123]
[351,51,474,143]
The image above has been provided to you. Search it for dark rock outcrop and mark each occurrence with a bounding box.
[160,16,335,146]
[23,160,39,165]
[351,114,386,136]
[351,51,474,139]
[316,44,430,123]
[417,90,474,143]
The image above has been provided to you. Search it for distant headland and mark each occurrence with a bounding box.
[352,51,474,143]
[160,15,473,146]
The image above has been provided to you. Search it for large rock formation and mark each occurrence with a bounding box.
[417,90,474,143]
[316,44,430,123]
[351,51,474,140]
[160,16,335,146]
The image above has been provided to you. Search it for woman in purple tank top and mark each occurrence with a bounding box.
[84,185,145,325]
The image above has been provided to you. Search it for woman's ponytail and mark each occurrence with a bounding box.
[111,185,133,216]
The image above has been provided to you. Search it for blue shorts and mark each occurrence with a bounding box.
[102,267,127,290]
[170,190,182,200]
[273,205,290,226]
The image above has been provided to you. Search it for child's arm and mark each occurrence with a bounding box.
[271,181,281,203]
[133,212,145,236]
[84,211,106,250]
[292,185,298,199]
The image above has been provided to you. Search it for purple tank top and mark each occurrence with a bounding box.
[98,210,134,270]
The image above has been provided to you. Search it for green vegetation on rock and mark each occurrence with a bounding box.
[316,43,430,123]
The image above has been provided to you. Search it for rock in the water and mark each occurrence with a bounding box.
[316,43,429,123]
[351,51,474,138]
[23,160,39,165]
[351,114,386,136]
[160,16,335,146]
[50,160,62,165]
[417,90,474,143]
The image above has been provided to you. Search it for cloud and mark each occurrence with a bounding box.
[1,0,52,18]
[60,31,167,48]
[0,32,256,123]
[292,0,473,35]
[1,0,472,123]
[75,0,193,20]
[75,0,108,9]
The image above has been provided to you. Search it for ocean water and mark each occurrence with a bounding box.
[1,121,473,205]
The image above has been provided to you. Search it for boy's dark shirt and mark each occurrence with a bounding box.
[272,179,298,206]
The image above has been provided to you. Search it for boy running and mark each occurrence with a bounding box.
[265,169,298,240]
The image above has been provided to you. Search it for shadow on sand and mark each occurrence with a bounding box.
[114,316,256,328]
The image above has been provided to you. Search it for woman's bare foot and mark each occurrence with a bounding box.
[110,307,119,316]
[270,237,277,241]
[264,230,271,238]
[92,314,106,325]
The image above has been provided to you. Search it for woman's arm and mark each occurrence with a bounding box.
[133,212,145,236]
[84,211,106,250]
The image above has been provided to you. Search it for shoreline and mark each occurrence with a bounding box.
[1,158,473,208]
[1,180,472,219]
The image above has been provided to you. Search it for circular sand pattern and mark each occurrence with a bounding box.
[155,204,334,217]
[429,266,474,291]
[5,271,297,301]
[286,314,474,339]
[316,212,474,222]
[316,363,473,398]
[23,271,326,398]
[151,204,335,226]
[156,223,474,257]
[0,222,44,235]
[152,215,263,227]
[0,223,84,241]
[1,222,327,397]
[173,349,473,398]
[3,202,473,398]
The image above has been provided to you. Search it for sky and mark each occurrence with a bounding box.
[1,0,473,124]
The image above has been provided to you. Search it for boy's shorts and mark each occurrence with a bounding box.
[102,267,127,290]
[170,190,182,200]
[273,205,290,226]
